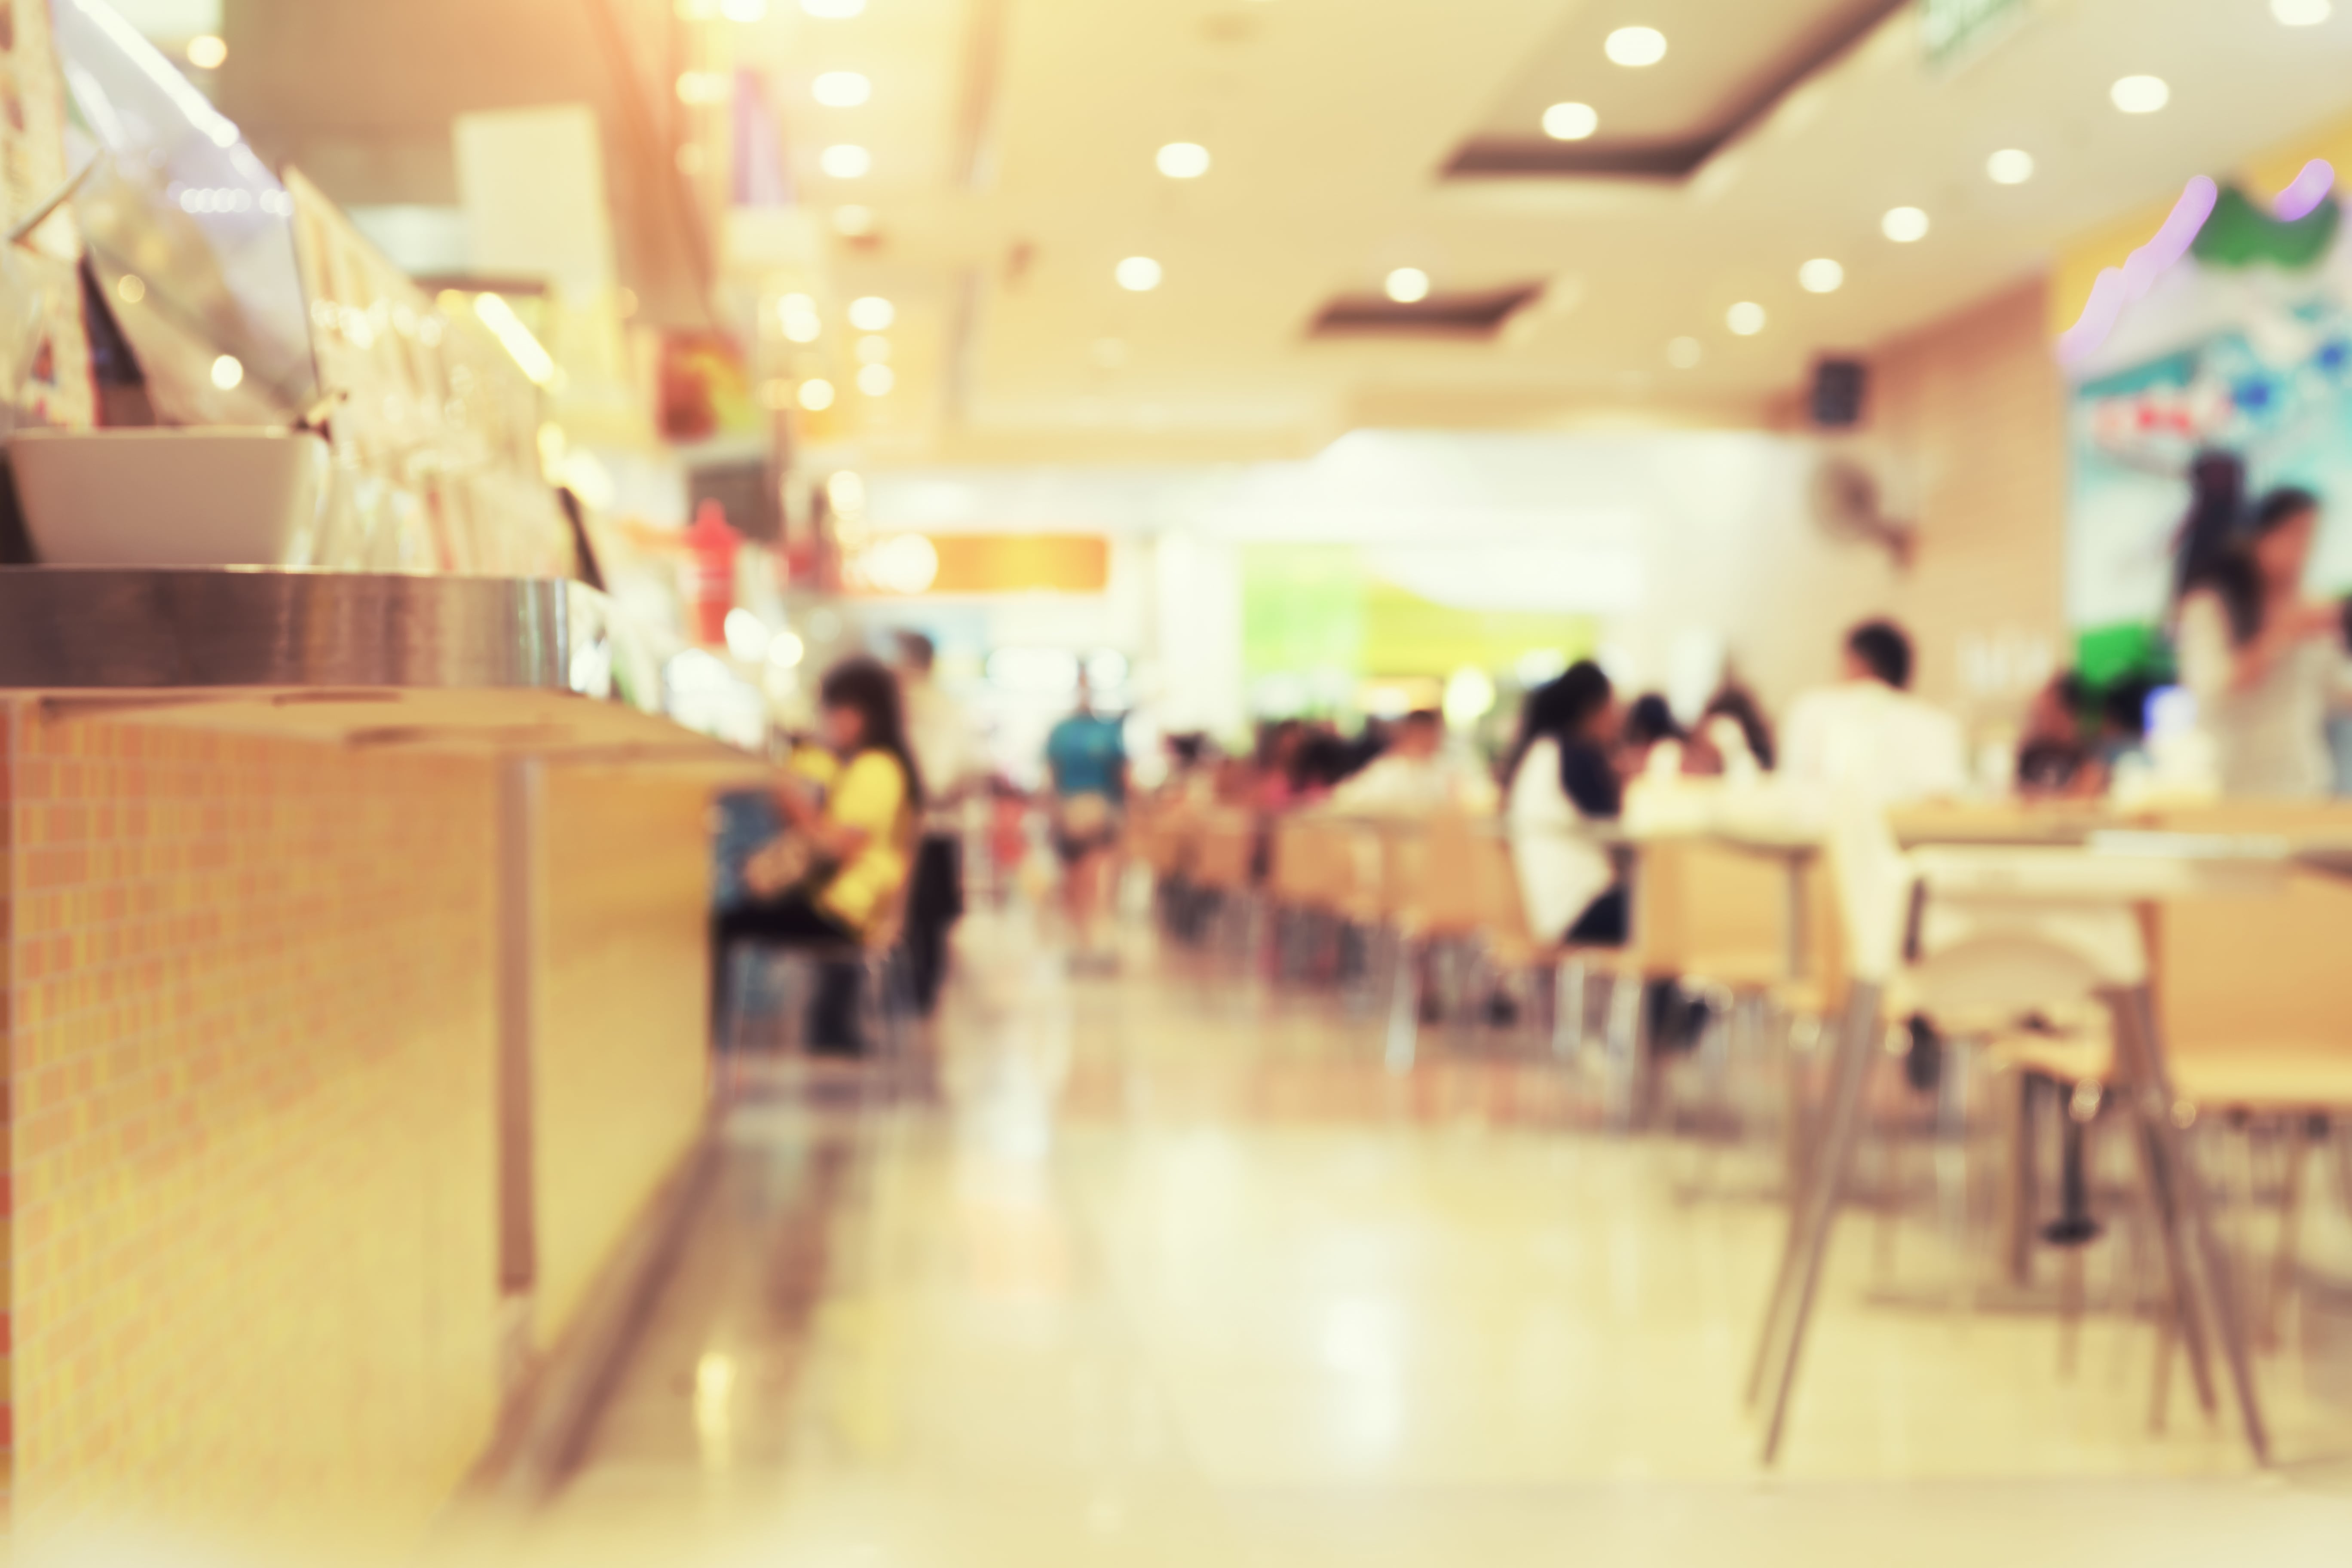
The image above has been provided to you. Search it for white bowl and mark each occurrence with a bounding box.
[10,427,331,567]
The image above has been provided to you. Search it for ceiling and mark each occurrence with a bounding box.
[168,0,2352,464]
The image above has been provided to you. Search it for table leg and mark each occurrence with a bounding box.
[1753,980,1884,1464]
[2104,983,2268,1464]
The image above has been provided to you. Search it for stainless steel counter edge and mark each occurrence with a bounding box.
[0,567,643,702]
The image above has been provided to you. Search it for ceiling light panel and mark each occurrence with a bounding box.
[812,71,870,107]
[1157,142,1211,178]
[1605,25,1666,67]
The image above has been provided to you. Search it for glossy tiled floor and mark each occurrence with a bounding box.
[459,906,2352,1565]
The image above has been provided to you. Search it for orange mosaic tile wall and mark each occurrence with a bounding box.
[2,705,506,1555]
[533,770,712,1344]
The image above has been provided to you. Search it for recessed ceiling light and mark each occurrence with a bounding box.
[1986,148,2035,185]
[820,144,871,178]
[2273,0,2331,24]
[798,378,837,411]
[186,34,227,69]
[848,296,895,331]
[1881,205,1930,242]
[1385,267,1431,304]
[812,71,870,107]
[1798,258,1844,294]
[1605,26,1667,67]
[1116,256,1163,292]
[2111,75,2169,113]
[801,0,864,15]
[1157,142,1211,178]
[857,364,894,397]
[1725,301,1766,336]
[856,334,891,364]
[832,204,876,236]
[211,353,245,390]
[1666,337,1702,369]
[1542,102,1599,141]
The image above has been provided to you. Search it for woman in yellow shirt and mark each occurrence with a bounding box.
[716,656,923,1055]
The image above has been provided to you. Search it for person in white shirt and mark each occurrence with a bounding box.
[2175,486,2350,799]
[1505,663,1626,945]
[895,632,986,1013]
[1781,619,1968,804]
[1330,710,1499,816]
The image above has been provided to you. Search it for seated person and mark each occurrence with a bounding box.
[2016,673,2103,798]
[1330,708,1498,815]
[1506,662,1625,945]
[1701,680,1776,771]
[714,657,922,1054]
[1782,619,1966,803]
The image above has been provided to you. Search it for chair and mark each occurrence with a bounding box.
[717,888,916,1097]
[1746,788,2287,1466]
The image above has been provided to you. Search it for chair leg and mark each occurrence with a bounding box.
[1756,980,1887,1464]
[2006,1072,2040,1288]
[1936,1039,1975,1321]
[2266,1115,2313,1352]
[2105,983,2266,1464]
[1553,958,1588,1062]
[1385,936,1419,1074]
[1602,972,1648,1132]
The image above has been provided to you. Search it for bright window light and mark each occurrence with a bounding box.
[1157,142,1211,178]
[1987,148,2035,185]
[1798,258,1844,294]
[723,608,771,662]
[1384,267,1431,304]
[820,144,871,178]
[1881,205,1930,242]
[1605,26,1667,67]
[2111,75,2170,114]
[813,71,870,107]
[1116,256,1163,292]
[1725,301,1766,336]
[1542,102,1599,141]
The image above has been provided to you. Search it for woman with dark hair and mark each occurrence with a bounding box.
[714,655,925,1054]
[1505,661,1627,944]
[2177,484,2350,796]
[2174,450,2248,600]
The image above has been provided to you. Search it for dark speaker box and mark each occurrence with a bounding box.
[1811,358,1868,428]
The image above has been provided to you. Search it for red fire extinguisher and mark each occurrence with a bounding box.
[684,499,738,647]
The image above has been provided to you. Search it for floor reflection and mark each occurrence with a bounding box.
[447,907,2352,1565]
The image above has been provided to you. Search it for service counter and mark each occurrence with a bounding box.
[0,567,755,1556]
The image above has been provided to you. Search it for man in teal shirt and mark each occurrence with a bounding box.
[1045,680,1128,970]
